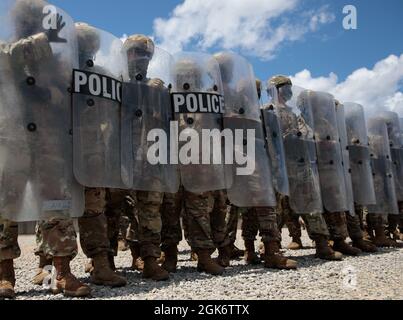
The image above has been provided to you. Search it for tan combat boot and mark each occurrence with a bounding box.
[161,245,178,273]
[84,259,94,274]
[286,237,304,250]
[143,257,169,281]
[0,260,15,299]
[352,238,378,253]
[52,257,91,297]
[333,239,362,256]
[215,245,232,268]
[373,226,403,248]
[314,235,343,261]
[196,249,224,276]
[130,243,144,271]
[244,240,260,265]
[263,242,297,270]
[190,250,198,262]
[32,256,53,286]
[90,253,127,287]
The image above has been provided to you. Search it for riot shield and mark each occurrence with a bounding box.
[335,102,355,214]
[270,85,323,214]
[0,0,84,222]
[170,52,227,193]
[378,111,403,201]
[366,118,398,215]
[262,107,289,195]
[121,44,179,193]
[302,91,347,213]
[215,51,276,207]
[344,102,376,205]
[72,25,129,188]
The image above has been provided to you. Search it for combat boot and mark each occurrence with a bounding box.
[215,245,231,268]
[52,257,91,298]
[286,237,303,250]
[0,260,15,299]
[333,240,362,256]
[263,242,297,270]
[161,245,178,273]
[90,253,127,287]
[32,256,53,286]
[244,240,260,265]
[314,235,343,261]
[196,249,224,276]
[229,244,245,260]
[143,257,169,281]
[373,226,403,248]
[108,253,116,271]
[130,243,144,271]
[352,238,378,253]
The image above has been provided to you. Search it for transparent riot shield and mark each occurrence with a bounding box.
[366,118,398,215]
[121,45,179,193]
[344,102,376,205]
[262,107,289,195]
[301,91,347,213]
[170,52,227,193]
[335,102,355,214]
[72,25,129,188]
[215,51,276,207]
[270,84,323,214]
[378,111,403,201]
[0,0,84,222]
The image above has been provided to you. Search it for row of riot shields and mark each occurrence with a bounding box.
[2,0,401,222]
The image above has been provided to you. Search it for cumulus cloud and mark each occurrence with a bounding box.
[153,0,335,59]
[290,54,403,118]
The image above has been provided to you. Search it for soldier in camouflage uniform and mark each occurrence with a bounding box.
[225,205,245,259]
[0,0,91,298]
[122,35,172,281]
[33,23,127,289]
[267,76,344,261]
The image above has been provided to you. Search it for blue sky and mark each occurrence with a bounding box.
[50,0,403,112]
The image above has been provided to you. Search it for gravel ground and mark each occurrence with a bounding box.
[12,230,403,300]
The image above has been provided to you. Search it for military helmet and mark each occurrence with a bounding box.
[75,23,101,55]
[123,34,155,58]
[268,75,292,89]
[12,0,48,39]
[214,52,234,83]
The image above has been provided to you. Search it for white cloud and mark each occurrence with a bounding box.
[290,54,403,118]
[153,0,335,59]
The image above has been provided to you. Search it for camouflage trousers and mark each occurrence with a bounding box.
[241,207,280,243]
[323,211,349,241]
[105,189,137,256]
[277,194,329,240]
[388,202,403,235]
[0,219,20,262]
[36,187,108,259]
[366,212,388,238]
[161,188,184,250]
[183,190,230,250]
[226,205,240,246]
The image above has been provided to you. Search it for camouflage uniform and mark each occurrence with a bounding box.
[184,190,230,251]
[0,219,20,262]
[161,188,184,250]
[346,205,366,241]
[226,205,240,246]
[277,193,330,240]
[241,207,280,243]
[35,188,109,259]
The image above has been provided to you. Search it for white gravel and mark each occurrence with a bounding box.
[12,230,403,300]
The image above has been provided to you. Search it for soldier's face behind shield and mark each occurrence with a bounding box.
[11,0,47,39]
[278,84,293,103]
[126,47,153,81]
